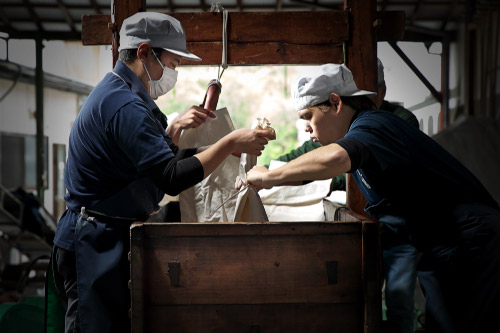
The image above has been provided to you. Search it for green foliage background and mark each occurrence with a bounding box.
[158,66,300,167]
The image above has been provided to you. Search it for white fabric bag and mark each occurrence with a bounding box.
[232,152,269,222]
[178,107,241,222]
[259,160,332,222]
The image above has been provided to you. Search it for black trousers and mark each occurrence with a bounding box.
[52,246,80,333]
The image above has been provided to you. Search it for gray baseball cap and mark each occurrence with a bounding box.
[118,12,201,61]
[292,63,376,111]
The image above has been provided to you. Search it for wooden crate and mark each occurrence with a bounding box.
[130,217,380,332]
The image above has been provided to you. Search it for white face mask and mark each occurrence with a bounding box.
[143,52,178,99]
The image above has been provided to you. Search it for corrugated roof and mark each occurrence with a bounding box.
[0,0,479,41]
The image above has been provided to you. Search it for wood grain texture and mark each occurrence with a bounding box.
[130,221,380,332]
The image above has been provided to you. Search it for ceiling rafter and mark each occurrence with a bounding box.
[440,0,457,31]
[0,0,469,41]
[0,7,11,25]
[89,0,102,14]
[56,0,77,33]
[199,0,208,12]
[22,0,44,31]
[408,0,424,25]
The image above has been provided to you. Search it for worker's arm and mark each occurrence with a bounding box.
[265,138,347,191]
[147,128,272,196]
[247,143,351,189]
[166,105,216,145]
[195,128,273,178]
[267,139,321,166]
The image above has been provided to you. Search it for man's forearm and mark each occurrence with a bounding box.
[194,136,234,178]
[267,143,351,185]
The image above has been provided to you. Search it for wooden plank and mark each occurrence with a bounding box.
[346,174,373,220]
[374,11,405,41]
[181,42,344,66]
[130,221,380,331]
[82,11,349,46]
[323,200,369,222]
[175,11,349,44]
[145,303,364,332]
[344,0,377,218]
[140,222,362,237]
[130,223,145,333]
[362,221,380,333]
[110,0,146,67]
[82,11,404,46]
[344,0,377,92]
[140,230,363,305]
[81,14,111,45]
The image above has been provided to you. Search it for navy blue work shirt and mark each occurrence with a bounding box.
[54,60,175,251]
[340,110,498,248]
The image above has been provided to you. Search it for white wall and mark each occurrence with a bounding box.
[0,79,78,214]
[0,41,111,215]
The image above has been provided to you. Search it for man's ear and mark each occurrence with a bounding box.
[137,43,151,63]
[329,93,342,112]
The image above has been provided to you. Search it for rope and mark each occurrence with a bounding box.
[210,3,229,80]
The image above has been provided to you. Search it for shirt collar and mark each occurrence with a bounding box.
[113,60,158,111]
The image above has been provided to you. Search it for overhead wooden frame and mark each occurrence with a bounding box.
[82,10,404,67]
[81,1,406,331]
[81,0,406,225]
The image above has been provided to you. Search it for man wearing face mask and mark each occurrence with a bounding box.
[49,12,273,333]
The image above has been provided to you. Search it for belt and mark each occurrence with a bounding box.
[77,207,139,225]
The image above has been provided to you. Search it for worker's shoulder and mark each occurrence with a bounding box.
[91,77,148,111]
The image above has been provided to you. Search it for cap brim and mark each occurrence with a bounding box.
[346,89,377,97]
[164,48,202,61]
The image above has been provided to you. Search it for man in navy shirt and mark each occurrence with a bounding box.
[246,63,500,333]
[51,12,273,332]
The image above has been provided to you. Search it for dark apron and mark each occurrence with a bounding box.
[74,213,132,333]
[74,178,162,332]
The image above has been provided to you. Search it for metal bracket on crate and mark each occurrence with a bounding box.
[168,261,180,287]
[326,261,338,284]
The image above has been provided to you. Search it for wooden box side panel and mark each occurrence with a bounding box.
[141,223,363,305]
[145,303,364,333]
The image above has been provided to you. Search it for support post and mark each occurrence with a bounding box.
[110,0,146,67]
[343,0,377,220]
[35,36,44,202]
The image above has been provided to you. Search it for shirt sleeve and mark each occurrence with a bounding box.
[336,137,370,172]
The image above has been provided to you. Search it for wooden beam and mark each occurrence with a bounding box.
[83,11,349,45]
[83,11,349,65]
[374,11,405,41]
[183,42,344,65]
[82,10,403,64]
[343,0,378,224]
[110,0,146,66]
[56,0,78,33]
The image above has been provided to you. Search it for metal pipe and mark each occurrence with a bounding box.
[35,36,44,202]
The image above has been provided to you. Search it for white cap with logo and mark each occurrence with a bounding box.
[292,63,376,111]
[118,12,201,61]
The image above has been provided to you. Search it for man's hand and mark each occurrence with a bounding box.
[228,128,273,156]
[166,105,216,144]
[246,165,274,190]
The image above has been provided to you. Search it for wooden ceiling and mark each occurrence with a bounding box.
[0,0,484,42]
